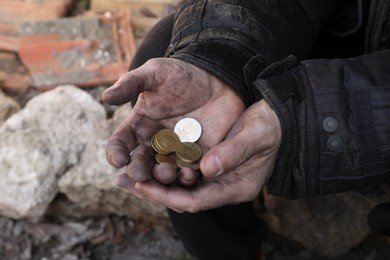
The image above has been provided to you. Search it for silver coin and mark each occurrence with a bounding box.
[174,118,202,143]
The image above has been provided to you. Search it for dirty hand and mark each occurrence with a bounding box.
[102,58,245,184]
[116,99,282,212]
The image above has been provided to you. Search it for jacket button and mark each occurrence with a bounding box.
[327,136,342,151]
[322,117,338,133]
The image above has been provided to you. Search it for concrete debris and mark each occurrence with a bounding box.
[18,12,136,89]
[0,0,73,52]
[0,0,181,91]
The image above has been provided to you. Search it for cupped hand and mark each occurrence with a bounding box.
[102,58,245,182]
[116,99,282,212]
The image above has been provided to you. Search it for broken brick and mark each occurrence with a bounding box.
[17,12,137,90]
[0,0,73,52]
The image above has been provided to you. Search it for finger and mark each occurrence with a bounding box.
[200,127,261,178]
[105,120,137,168]
[134,180,236,213]
[178,168,200,187]
[116,173,136,190]
[152,163,178,185]
[127,144,155,182]
[105,137,133,169]
[101,61,156,105]
[115,174,148,200]
[117,174,184,212]
[201,100,282,177]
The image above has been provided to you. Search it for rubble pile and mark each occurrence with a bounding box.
[0,0,177,94]
[0,1,389,260]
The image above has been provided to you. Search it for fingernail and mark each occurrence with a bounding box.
[102,86,116,101]
[179,171,197,186]
[102,88,111,99]
[134,182,142,190]
[206,156,223,176]
[116,174,131,189]
[112,154,129,168]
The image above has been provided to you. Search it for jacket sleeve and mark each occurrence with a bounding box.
[165,0,340,106]
[254,49,390,198]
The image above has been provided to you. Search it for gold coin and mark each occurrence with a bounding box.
[154,137,172,154]
[176,158,200,170]
[151,134,162,153]
[151,134,170,155]
[175,142,202,164]
[155,129,181,154]
[155,154,177,167]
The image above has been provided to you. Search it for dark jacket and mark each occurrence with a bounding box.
[166,0,390,198]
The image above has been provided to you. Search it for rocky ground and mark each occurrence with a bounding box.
[1,204,390,260]
[0,213,192,260]
[1,86,390,260]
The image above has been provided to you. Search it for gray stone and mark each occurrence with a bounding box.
[0,86,105,219]
[57,103,167,222]
[263,192,376,257]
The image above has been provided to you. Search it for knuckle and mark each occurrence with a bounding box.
[186,205,202,213]
[185,198,205,213]
[145,58,161,69]
[118,73,129,83]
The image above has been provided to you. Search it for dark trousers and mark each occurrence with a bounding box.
[368,203,390,237]
[128,15,267,260]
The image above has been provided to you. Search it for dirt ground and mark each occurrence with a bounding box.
[1,211,390,260]
[0,211,193,260]
[1,192,389,260]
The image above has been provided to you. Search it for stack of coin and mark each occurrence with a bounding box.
[175,142,202,170]
[151,118,203,170]
[151,129,181,155]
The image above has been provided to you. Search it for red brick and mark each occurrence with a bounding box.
[18,12,136,89]
[0,0,72,23]
[0,0,72,52]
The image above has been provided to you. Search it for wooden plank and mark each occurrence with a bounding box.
[131,14,161,32]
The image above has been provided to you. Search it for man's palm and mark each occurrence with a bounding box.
[103,58,245,182]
